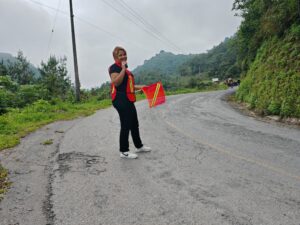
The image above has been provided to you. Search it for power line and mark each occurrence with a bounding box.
[26,0,68,16]
[100,0,166,46]
[24,0,153,52]
[25,0,183,53]
[115,0,183,53]
[45,0,62,58]
[102,0,182,52]
[75,17,152,52]
[100,0,182,52]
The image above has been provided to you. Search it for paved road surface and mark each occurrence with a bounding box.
[1,90,300,225]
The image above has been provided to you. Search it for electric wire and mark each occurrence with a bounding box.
[24,0,152,52]
[25,0,183,53]
[99,0,182,52]
[115,0,183,52]
[45,0,62,58]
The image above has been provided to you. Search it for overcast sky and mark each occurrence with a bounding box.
[0,0,241,88]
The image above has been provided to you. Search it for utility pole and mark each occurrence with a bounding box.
[69,0,81,102]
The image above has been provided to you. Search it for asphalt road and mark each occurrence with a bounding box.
[1,90,300,225]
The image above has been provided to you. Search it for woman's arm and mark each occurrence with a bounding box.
[110,68,126,86]
[134,85,146,90]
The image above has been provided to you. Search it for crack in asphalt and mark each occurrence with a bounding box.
[43,143,59,225]
[42,121,82,225]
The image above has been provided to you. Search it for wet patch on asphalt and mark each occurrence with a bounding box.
[56,152,107,178]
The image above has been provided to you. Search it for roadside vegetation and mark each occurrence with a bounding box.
[233,0,300,117]
[0,164,10,201]
[0,98,111,150]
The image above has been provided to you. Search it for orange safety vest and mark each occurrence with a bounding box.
[109,62,136,102]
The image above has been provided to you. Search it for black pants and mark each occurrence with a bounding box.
[113,93,143,152]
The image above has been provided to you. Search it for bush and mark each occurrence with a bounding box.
[236,33,300,118]
[97,91,110,101]
[267,100,281,115]
[290,23,300,40]
[280,97,294,117]
[0,89,15,114]
[31,99,52,113]
[14,85,42,108]
[0,76,18,92]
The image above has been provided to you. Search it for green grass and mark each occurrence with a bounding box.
[0,98,112,151]
[41,139,53,145]
[0,164,11,200]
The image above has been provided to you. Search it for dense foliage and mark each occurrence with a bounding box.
[133,50,194,76]
[0,52,74,114]
[234,0,300,117]
[178,37,240,79]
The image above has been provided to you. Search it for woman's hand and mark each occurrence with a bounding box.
[121,61,127,70]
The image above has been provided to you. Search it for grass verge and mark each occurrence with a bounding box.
[0,99,112,151]
[0,164,11,201]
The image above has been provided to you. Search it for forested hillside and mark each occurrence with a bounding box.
[133,37,240,89]
[233,0,300,117]
[178,37,240,79]
[133,50,194,76]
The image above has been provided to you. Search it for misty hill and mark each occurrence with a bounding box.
[132,36,240,87]
[0,52,40,78]
[133,50,195,76]
[0,52,18,64]
[178,37,240,79]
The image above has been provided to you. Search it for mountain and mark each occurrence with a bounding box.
[178,37,240,79]
[132,50,195,76]
[0,52,18,64]
[132,36,240,79]
[131,37,240,88]
[0,52,40,78]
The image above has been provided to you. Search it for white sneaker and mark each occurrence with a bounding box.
[120,152,138,159]
[136,146,152,153]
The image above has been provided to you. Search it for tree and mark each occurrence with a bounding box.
[39,56,71,100]
[0,61,8,76]
[6,51,36,84]
[177,37,240,79]
[233,0,300,71]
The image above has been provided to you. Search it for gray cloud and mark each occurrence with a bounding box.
[0,0,241,88]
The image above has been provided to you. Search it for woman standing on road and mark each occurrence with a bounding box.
[109,46,151,159]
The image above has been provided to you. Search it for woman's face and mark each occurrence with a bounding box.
[117,50,127,62]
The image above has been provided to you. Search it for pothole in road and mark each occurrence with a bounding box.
[57,152,107,177]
